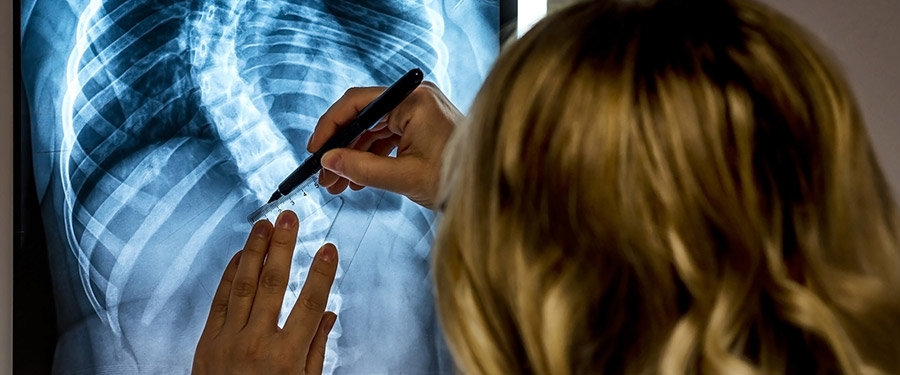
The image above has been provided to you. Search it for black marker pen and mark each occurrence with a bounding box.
[265,68,424,204]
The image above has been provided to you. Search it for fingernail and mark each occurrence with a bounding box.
[321,151,343,175]
[276,211,297,229]
[318,244,336,263]
[252,221,272,238]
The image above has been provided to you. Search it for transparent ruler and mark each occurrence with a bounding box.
[248,178,326,224]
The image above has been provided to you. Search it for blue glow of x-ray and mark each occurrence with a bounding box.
[22,0,498,373]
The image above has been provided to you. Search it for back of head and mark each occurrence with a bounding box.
[434,0,900,374]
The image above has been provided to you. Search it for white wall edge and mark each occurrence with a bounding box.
[518,0,547,38]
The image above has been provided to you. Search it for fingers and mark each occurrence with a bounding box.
[284,243,339,351]
[324,176,349,195]
[223,220,273,332]
[320,148,421,194]
[346,137,400,191]
[199,251,242,339]
[370,137,401,158]
[353,126,396,151]
[318,166,341,190]
[304,312,337,375]
[308,87,386,153]
[319,135,400,194]
[309,81,455,207]
[246,211,299,332]
[318,131,398,192]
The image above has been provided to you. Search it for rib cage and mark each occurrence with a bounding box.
[39,0,494,372]
[61,0,212,336]
[320,1,448,86]
[226,0,449,179]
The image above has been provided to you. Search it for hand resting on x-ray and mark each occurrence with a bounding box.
[194,211,340,375]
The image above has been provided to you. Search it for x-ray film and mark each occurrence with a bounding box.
[21,0,498,373]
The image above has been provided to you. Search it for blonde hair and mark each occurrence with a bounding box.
[433,0,900,374]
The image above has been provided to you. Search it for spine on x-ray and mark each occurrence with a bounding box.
[192,1,346,373]
[191,0,298,202]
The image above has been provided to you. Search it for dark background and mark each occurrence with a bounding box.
[14,0,59,371]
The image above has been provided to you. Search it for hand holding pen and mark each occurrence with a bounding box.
[250,69,429,223]
[307,81,462,208]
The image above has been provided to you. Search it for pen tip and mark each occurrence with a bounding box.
[267,191,281,204]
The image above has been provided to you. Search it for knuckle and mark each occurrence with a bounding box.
[310,262,335,280]
[259,271,286,292]
[298,294,327,312]
[419,82,439,99]
[344,86,361,96]
[411,85,430,99]
[244,243,266,255]
[232,280,257,298]
[269,234,295,248]
[210,301,229,315]
[411,96,437,116]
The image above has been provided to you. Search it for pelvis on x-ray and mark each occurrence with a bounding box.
[21,0,497,373]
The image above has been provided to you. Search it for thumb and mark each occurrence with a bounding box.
[321,148,419,195]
